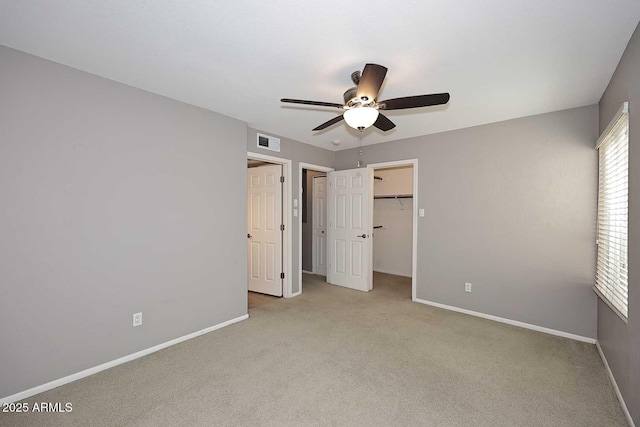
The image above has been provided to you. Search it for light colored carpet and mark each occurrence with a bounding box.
[248,291,280,309]
[0,272,627,426]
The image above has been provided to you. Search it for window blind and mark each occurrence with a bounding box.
[595,102,629,318]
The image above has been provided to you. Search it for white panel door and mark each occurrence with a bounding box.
[327,168,372,292]
[312,176,327,276]
[247,164,283,296]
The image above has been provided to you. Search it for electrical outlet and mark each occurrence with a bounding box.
[465,282,472,293]
[133,312,143,327]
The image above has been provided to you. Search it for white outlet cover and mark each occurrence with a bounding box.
[419,209,425,217]
[465,283,472,292]
[293,208,298,217]
[133,312,143,327]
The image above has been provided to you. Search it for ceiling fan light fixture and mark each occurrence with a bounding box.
[281,63,450,132]
[344,106,379,131]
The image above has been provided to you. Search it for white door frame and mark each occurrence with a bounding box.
[248,152,293,298]
[367,159,418,301]
[298,162,334,296]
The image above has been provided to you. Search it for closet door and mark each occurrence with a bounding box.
[326,168,372,292]
[312,176,327,276]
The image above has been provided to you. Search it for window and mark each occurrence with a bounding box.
[595,102,629,319]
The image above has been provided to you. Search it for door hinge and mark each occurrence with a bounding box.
[280,176,285,183]
[280,272,285,279]
[280,224,285,231]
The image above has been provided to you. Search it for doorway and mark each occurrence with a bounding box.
[299,162,333,295]
[322,160,418,299]
[327,160,418,300]
[301,170,327,275]
[368,160,418,301]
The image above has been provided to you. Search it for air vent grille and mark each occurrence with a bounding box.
[257,133,280,152]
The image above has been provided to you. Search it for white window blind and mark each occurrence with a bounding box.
[595,102,629,319]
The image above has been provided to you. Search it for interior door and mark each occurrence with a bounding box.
[312,176,327,276]
[327,168,373,292]
[247,164,283,296]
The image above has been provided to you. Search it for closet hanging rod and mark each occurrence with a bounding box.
[373,194,413,199]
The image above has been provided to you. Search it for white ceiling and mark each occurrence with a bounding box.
[1,1,639,151]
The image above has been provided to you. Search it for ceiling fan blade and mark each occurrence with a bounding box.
[378,93,450,110]
[372,113,396,132]
[356,64,387,102]
[312,115,344,131]
[281,98,343,108]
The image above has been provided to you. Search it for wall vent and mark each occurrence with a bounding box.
[257,133,280,152]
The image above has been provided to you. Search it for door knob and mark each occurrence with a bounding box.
[247,233,252,238]
[321,230,325,234]
[358,234,368,238]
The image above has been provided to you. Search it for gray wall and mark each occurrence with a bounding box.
[302,170,325,272]
[335,105,599,339]
[247,129,334,294]
[598,22,640,425]
[0,46,248,399]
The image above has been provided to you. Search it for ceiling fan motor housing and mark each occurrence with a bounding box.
[350,70,361,85]
[343,87,358,106]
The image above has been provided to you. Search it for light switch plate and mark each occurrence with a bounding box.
[419,209,425,217]
[293,199,298,207]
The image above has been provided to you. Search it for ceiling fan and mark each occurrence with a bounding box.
[281,63,450,132]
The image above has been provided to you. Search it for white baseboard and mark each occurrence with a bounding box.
[301,270,314,274]
[596,341,635,427]
[0,314,249,405]
[413,298,596,344]
[373,269,412,278]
